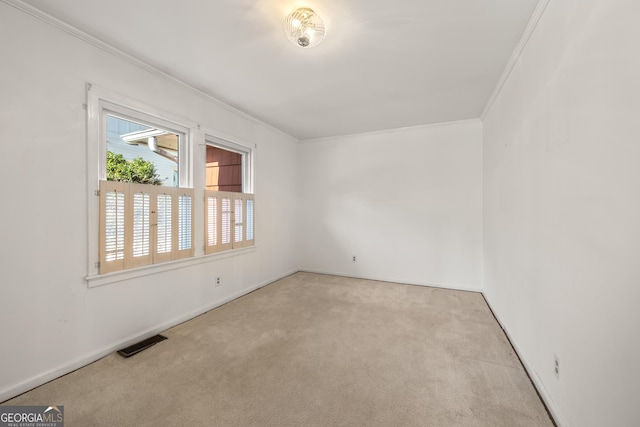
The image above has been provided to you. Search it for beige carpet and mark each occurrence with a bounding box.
[4,272,554,426]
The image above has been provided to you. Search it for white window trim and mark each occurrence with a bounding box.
[86,246,257,288]
[86,83,196,278]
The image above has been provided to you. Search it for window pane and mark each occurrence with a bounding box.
[106,115,179,187]
[206,145,242,192]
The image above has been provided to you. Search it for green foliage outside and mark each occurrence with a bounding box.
[106,151,162,185]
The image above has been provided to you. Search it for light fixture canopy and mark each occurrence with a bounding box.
[283,7,326,48]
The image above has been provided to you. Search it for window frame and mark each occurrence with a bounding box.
[86,84,194,280]
[203,134,255,254]
[205,135,254,194]
[100,104,189,186]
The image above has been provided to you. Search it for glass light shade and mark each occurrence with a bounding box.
[283,8,326,48]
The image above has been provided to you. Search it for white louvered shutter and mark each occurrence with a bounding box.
[245,195,255,247]
[100,181,126,273]
[204,191,254,253]
[205,192,220,254]
[219,192,233,252]
[125,183,153,269]
[177,191,194,259]
[154,191,173,264]
[233,196,244,246]
[99,181,194,274]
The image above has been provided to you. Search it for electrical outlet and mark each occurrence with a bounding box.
[554,355,560,379]
[352,256,357,262]
[216,277,221,287]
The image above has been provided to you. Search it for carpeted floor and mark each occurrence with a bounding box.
[4,272,554,426]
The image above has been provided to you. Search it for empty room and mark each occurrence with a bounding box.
[0,0,638,426]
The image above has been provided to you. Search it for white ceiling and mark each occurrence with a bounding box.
[23,0,540,140]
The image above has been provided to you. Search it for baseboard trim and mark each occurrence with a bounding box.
[299,269,483,293]
[482,294,569,427]
[0,268,297,403]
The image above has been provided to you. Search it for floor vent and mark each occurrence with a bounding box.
[117,334,167,358]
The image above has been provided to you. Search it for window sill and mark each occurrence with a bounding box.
[86,246,257,288]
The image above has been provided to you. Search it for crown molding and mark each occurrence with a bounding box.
[481,0,551,120]
[299,118,482,144]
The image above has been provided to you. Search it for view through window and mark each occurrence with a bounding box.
[206,145,242,192]
[106,114,179,187]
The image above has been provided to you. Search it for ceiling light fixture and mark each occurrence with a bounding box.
[283,7,326,48]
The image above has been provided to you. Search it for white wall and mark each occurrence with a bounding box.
[297,121,483,291]
[0,3,298,401]
[483,1,640,426]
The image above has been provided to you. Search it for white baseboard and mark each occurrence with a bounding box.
[299,268,483,293]
[0,269,297,403]
[482,295,568,427]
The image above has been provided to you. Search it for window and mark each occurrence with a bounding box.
[99,181,194,274]
[91,93,193,275]
[86,84,255,283]
[204,139,254,254]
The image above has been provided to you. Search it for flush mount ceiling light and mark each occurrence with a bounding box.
[283,7,326,48]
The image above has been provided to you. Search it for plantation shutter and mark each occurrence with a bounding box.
[154,190,173,264]
[100,181,126,274]
[99,181,194,274]
[126,183,153,269]
[245,195,255,247]
[205,190,254,253]
[220,192,234,252]
[233,195,244,246]
[205,192,220,254]
[177,191,194,259]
